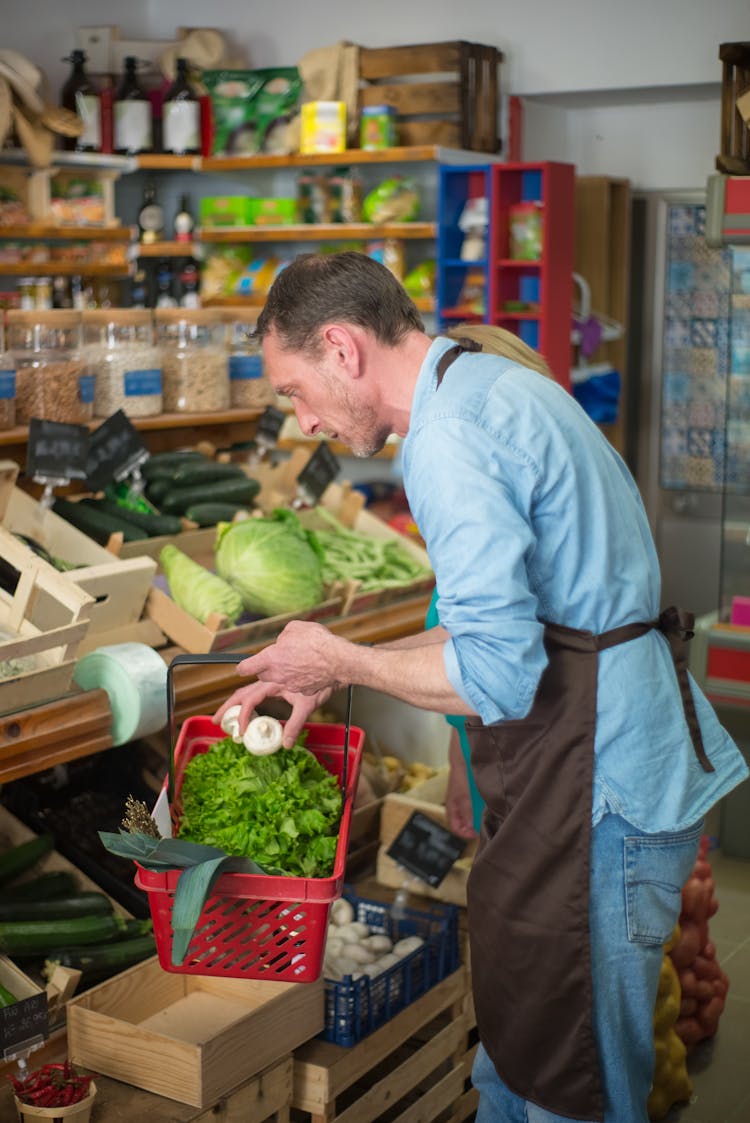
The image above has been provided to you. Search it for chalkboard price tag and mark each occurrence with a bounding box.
[26,418,89,483]
[386,810,467,888]
[0,989,48,1052]
[295,441,340,506]
[87,410,148,490]
[256,405,286,448]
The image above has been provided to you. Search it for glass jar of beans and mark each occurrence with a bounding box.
[82,308,162,418]
[7,309,93,425]
[155,308,229,413]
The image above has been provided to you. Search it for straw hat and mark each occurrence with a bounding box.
[13,104,53,168]
[160,28,227,79]
[0,48,44,115]
[0,76,11,147]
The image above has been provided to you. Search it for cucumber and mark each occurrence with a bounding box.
[52,498,149,545]
[142,451,209,482]
[4,871,78,901]
[0,914,127,955]
[168,462,247,488]
[144,477,173,506]
[45,932,156,982]
[160,476,261,516]
[184,502,252,527]
[80,499,183,538]
[0,892,113,923]
[0,834,54,886]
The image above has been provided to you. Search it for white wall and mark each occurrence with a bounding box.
[3,0,745,188]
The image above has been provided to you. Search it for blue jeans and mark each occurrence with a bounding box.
[472,812,703,1123]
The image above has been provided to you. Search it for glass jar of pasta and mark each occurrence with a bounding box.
[154,308,229,413]
[6,309,92,424]
[82,308,162,418]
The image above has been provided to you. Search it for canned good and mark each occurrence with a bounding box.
[360,105,397,151]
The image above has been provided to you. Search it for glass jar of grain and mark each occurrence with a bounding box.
[82,308,162,418]
[155,308,229,413]
[216,309,277,410]
[6,309,92,425]
[0,325,16,431]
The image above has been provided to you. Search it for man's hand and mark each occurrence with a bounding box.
[445,729,478,840]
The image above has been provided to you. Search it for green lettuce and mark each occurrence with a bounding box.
[214,508,324,617]
[176,737,341,878]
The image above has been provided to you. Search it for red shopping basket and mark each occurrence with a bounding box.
[135,653,364,982]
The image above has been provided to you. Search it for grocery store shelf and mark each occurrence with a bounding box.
[0,224,134,241]
[0,408,264,447]
[136,241,197,257]
[0,262,131,276]
[199,222,437,242]
[135,154,202,171]
[201,294,435,313]
[201,145,489,171]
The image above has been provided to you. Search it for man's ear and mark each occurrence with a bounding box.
[321,324,361,378]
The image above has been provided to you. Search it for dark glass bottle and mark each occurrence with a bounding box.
[162,58,200,155]
[60,50,100,152]
[114,56,153,154]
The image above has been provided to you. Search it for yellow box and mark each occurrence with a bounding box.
[300,101,346,155]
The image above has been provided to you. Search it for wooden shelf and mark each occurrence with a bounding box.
[0,408,263,447]
[202,295,435,314]
[199,222,436,242]
[135,154,202,171]
[137,241,197,257]
[200,145,484,171]
[0,224,134,241]
[0,261,131,277]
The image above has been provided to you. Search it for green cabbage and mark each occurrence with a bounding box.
[214,509,324,617]
[160,543,244,625]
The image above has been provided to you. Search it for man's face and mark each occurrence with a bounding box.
[262,327,390,458]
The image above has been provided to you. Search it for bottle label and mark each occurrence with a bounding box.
[163,100,200,153]
[79,375,96,404]
[230,354,263,381]
[0,371,15,399]
[75,92,101,148]
[125,368,162,397]
[114,100,152,152]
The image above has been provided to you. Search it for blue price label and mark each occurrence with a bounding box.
[229,354,263,381]
[125,368,162,397]
[0,370,15,399]
[79,375,96,404]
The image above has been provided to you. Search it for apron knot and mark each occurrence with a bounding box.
[657,605,695,641]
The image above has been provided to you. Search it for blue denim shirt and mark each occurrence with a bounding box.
[402,338,748,831]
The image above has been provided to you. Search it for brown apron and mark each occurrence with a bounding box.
[434,341,713,1121]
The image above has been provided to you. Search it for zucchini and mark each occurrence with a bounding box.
[0,892,113,923]
[45,932,156,982]
[142,451,209,482]
[168,461,247,488]
[184,502,252,527]
[160,476,261,516]
[144,477,173,506]
[0,914,127,955]
[0,834,54,886]
[80,499,183,538]
[0,982,17,1008]
[52,498,149,545]
[4,871,78,901]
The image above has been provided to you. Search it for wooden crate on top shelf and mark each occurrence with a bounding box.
[358,40,502,153]
[0,524,93,714]
[0,461,161,653]
[717,42,750,175]
[67,955,323,1109]
[292,966,471,1123]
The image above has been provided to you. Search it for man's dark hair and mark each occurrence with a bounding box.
[256,251,424,355]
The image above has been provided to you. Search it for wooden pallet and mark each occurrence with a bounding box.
[292,967,471,1123]
[358,41,502,154]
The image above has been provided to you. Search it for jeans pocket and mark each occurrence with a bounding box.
[624,820,703,945]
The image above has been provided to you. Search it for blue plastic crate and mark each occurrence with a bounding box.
[322,888,460,1047]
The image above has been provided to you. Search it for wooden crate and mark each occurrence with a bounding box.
[0,526,94,714]
[717,42,750,175]
[67,955,324,1108]
[0,462,161,654]
[0,1055,293,1123]
[292,967,471,1123]
[376,771,477,907]
[358,41,502,153]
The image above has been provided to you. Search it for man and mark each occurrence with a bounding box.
[216,252,748,1123]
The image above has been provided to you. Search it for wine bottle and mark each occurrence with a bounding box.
[162,58,200,155]
[60,50,100,152]
[114,56,153,154]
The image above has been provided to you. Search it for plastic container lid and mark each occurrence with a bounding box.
[6,309,81,327]
[362,104,396,116]
[82,308,152,326]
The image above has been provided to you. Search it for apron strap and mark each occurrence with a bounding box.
[595,607,714,774]
[435,337,483,387]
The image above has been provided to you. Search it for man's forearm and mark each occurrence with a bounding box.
[344,637,475,715]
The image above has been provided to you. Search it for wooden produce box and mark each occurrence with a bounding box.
[376,771,477,907]
[292,966,470,1123]
[67,955,324,1108]
[253,449,434,618]
[0,525,94,715]
[135,524,344,654]
[358,40,502,152]
[0,462,161,654]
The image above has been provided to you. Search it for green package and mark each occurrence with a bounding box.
[203,68,302,156]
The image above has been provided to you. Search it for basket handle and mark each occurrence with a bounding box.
[166,652,245,802]
[166,655,354,809]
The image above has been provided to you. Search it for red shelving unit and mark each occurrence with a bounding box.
[488,161,575,389]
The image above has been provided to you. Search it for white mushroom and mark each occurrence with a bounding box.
[243,715,284,756]
[219,704,244,743]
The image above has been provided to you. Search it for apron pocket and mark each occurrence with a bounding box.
[624,820,703,945]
